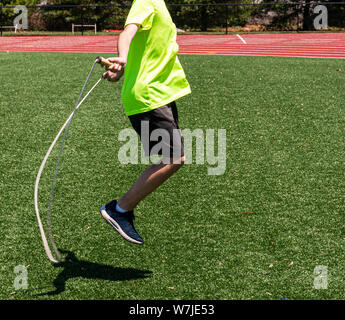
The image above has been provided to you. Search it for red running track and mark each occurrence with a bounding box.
[0,33,344,59]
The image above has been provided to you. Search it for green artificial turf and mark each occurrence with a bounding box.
[0,52,344,300]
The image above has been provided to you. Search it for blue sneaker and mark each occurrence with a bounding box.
[100,200,144,245]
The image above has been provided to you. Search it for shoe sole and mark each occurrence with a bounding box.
[100,205,143,245]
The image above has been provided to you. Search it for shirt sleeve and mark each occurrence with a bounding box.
[125,0,155,31]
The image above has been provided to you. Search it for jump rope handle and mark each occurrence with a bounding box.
[95,56,114,68]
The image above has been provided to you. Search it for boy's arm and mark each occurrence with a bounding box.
[117,23,139,65]
[102,24,139,82]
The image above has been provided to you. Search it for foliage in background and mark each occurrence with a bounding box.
[257,0,345,31]
[0,1,344,32]
[0,0,39,26]
[168,0,256,31]
[29,1,131,31]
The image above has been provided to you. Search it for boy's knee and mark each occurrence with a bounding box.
[173,155,185,165]
[172,155,185,169]
[163,156,185,167]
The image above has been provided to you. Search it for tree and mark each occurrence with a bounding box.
[168,0,257,32]
[25,1,131,32]
[0,0,41,27]
[258,0,345,31]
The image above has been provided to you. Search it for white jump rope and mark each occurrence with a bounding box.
[34,57,113,263]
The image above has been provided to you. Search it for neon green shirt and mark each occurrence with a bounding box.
[121,0,191,116]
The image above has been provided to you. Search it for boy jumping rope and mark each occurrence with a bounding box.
[100,0,191,244]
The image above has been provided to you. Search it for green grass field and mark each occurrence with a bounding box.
[0,52,344,300]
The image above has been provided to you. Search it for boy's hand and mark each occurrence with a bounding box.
[107,57,127,71]
[102,23,137,83]
[102,57,127,82]
[102,69,123,82]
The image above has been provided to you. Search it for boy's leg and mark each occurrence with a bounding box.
[118,156,185,211]
[100,102,183,244]
[118,102,184,211]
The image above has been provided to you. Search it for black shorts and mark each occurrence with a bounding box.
[128,101,184,159]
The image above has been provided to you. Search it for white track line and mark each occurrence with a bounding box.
[236,34,247,44]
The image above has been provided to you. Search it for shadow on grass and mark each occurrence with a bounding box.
[37,249,152,296]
